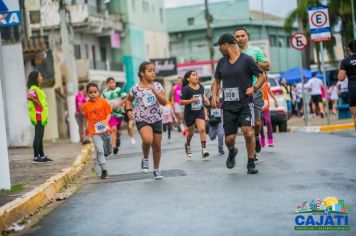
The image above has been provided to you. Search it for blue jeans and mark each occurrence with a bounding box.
[208,122,224,151]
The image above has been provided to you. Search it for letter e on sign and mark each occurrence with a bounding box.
[290,32,308,51]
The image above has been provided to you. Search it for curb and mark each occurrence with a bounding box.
[290,123,354,133]
[0,144,93,232]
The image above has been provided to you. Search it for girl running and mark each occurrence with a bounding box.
[207,96,225,155]
[126,62,167,179]
[82,82,112,179]
[260,82,278,148]
[180,70,210,158]
[161,101,178,143]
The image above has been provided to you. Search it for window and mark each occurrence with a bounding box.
[286,36,290,47]
[190,39,207,52]
[187,17,195,25]
[142,1,149,12]
[269,35,277,47]
[85,44,89,59]
[74,44,81,59]
[159,8,163,23]
[92,45,96,69]
[100,46,107,61]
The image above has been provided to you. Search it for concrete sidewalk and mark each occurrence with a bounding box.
[288,113,354,132]
[0,139,92,232]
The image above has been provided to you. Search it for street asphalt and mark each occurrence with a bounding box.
[25,129,356,236]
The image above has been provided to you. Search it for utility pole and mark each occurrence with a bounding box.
[204,0,215,81]
[59,0,80,143]
[352,0,356,39]
[0,31,11,190]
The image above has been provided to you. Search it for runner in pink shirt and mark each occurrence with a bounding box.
[172,77,185,133]
[75,84,88,144]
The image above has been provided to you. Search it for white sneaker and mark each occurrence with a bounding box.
[202,148,209,158]
[131,138,136,144]
[185,143,192,158]
[168,138,173,143]
[153,169,164,180]
[141,158,149,174]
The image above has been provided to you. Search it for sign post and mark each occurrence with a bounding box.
[0,0,21,190]
[291,32,308,126]
[308,6,331,125]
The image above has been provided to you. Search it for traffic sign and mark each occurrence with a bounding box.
[0,0,21,27]
[291,32,308,51]
[308,6,331,42]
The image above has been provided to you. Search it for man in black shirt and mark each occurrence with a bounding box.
[211,33,266,174]
[338,39,356,130]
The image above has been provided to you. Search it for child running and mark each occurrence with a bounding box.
[161,101,178,143]
[207,96,225,155]
[82,82,112,179]
[180,70,210,158]
[126,62,167,180]
[101,77,127,154]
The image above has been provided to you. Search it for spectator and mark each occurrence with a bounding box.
[75,84,89,144]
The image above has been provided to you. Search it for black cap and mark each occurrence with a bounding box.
[213,33,236,46]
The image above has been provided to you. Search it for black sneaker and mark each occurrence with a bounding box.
[218,148,225,155]
[101,170,108,179]
[255,139,261,153]
[33,156,47,163]
[226,148,238,169]
[113,147,119,155]
[185,143,192,158]
[247,159,259,174]
[41,155,53,161]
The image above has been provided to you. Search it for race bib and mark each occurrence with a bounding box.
[224,87,239,101]
[163,107,171,115]
[95,121,108,134]
[191,94,202,110]
[143,91,157,107]
[211,108,221,117]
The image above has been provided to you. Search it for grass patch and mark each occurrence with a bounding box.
[0,183,25,192]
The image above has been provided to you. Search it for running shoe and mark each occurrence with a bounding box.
[247,159,258,174]
[202,147,209,158]
[255,139,261,153]
[260,136,265,148]
[168,138,173,143]
[226,148,238,169]
[185,143,192,158]
[41,155,53,161]
[113,147,119,154]
[141,158,149,173]
[254,153,258,162]
[101,169,109,179]
[268,139,274,147]
[33,156,47,163]
[218,147,225,155]
[153,169,164,180]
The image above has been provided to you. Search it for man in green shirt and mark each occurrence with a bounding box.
[234,27,270,159]
[102,77,127,154]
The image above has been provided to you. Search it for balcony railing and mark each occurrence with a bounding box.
[89,60,124,71]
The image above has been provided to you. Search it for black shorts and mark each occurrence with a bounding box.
[349,84,356,107]
[311,95,322,103]
[123,112,130,122]
[136,120,162,134]
[223,103,255,136]
[185,111,205,127]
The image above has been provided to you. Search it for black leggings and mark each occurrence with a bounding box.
[163,122,172,139]
[33,122,45,157]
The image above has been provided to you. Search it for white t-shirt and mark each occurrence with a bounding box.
[306,77,323,95]
[328,85,339,100]
[337,79,348,93]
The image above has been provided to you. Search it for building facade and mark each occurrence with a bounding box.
[166,0,301,76]
[107,0,170,90]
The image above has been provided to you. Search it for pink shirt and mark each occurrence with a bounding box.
[76,91,86,114]
[161,105,174,124]
[173,85,182,104]
[29,90,42,121]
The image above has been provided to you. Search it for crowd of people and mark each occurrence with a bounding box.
[26,31,356,179]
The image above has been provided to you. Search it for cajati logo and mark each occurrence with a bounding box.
[294,197,350,231]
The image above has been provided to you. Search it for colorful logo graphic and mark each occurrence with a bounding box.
[294,197,350,231]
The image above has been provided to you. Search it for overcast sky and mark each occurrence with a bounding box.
[164,0,297,18]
